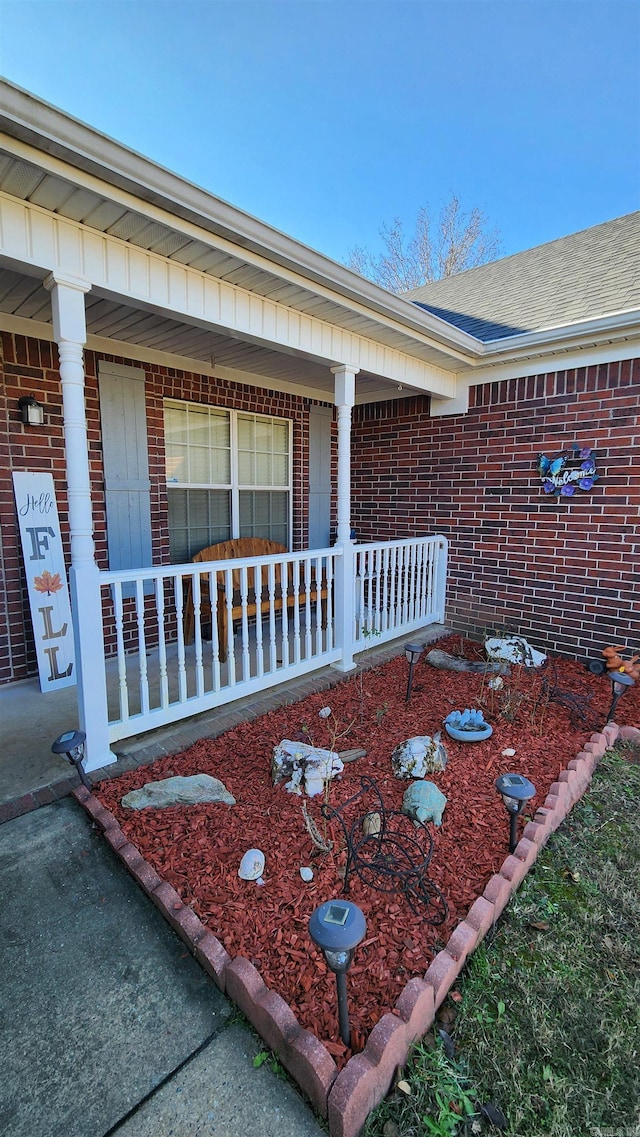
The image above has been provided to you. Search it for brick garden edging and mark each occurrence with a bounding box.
[74,720,620,1137]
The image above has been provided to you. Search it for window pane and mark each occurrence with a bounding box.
[237,415,255,450]
[272,453,288,485]
[239,491,288,545]
[168,489,230,562]
[189,446,211,484]
[165,443,188,484]
[272,422,288,453]
[165,406,189,446]
[164,403,231,486]
[255,418,272,451]
[256,452,271,486]
[187,407,211,447]
[237,449,255,485]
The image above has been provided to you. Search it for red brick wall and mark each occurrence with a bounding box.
[3,330,638,680]
[351,358,640,660]
[0,333,320,683]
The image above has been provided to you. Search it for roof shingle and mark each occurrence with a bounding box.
[404,212,640,341]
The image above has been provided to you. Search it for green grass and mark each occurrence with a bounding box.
[365,750,640,1137]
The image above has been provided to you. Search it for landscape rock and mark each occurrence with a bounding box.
[238,848,265,882]
[391,734,448,779]
[485,635,546,667]
[122,774,236,810]
[271,739,343,797]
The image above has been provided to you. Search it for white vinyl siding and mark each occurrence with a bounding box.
[165,401,291,562]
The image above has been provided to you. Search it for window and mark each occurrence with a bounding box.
[164,401,291,562]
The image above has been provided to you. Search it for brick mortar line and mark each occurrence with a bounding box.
[72,719,622,1137]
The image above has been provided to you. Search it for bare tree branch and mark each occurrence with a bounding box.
[346,195,501,291]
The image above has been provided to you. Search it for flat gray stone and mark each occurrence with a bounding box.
[122,774,236,809]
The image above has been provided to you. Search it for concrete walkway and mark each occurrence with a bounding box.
[0,624,448,1137]
[0,798,327,1137]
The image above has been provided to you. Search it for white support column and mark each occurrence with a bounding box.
[331,364,358,673]
[44,272,116,773]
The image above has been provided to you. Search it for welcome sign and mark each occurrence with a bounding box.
[12,471,76,692]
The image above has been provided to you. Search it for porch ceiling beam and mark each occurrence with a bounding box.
[0,193,457,400]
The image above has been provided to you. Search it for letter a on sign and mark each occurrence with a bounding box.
[12,471,76,691]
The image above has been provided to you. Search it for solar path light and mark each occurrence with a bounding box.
[308,899,366,1047]
[52,730,91,790]
[495,772,536,854]
[606,670,634,723]
[404,642,424,704]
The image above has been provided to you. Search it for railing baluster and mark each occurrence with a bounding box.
[314,555,323,656]
[135,577,149,716]
[113,580,129,723]
[302,556,312,659]
[326,553,334,650]
[291,554,301,665]
[279,557,289,666]
[268,561,278,672]
[192,571,205,698]
[174,572,188,704]
[239,565,251,681]
[373,546,383,633]
[156,576,169,708]
[224,566,235,682]
[209,569,221,691]
[255,561,264,678]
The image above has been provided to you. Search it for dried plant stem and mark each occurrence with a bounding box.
[301,799,333,854]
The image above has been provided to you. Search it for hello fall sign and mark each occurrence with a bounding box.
[13,471,76,691]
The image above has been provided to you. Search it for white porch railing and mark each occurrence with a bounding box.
[354,536,447,647]
[88,535,447,755]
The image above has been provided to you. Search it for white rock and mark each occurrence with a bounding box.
[485,635,546,667]
[238,848,265,881]
[272,739,343,797]
[391,734,448,780]
[299,866,314,882]
[502,748,517,757]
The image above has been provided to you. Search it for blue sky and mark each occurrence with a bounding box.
[1,0,638,268]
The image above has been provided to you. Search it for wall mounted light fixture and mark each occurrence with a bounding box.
[18,394,45,426]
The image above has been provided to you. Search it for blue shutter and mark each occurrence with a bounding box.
[99,364,152,577]
[308,405,332,549]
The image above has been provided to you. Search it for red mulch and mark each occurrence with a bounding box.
[95,636,640,1065]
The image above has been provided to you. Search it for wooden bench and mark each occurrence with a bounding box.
[183,537,329,661]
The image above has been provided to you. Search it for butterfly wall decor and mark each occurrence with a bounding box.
[537,444,599,498]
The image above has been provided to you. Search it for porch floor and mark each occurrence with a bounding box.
[0,622,448,812]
